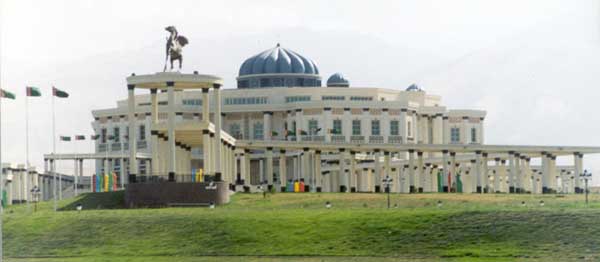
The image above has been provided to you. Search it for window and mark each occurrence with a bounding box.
[101,128,107,143]
[253,122,264,140]
[113,127,120,143]
[308,120,319,135]
[322,96,345,101]
[139,124,146,141]
[224,97,268,105]
[332,120,342,135]
[230,124,241,139]
[139,161,147,175]
[350,96,373,101]
[390,120,399,135]
[407,121,412,137]
[182,99,202,106]
[451,128,460,143]
[371,120,380,135]
[352,120,361,135]
[292,121,297,133]
[285,96,311,103]
[471,127,477,143]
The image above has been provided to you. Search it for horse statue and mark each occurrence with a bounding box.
[163,26,189,72]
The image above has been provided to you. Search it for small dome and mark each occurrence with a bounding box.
[406,83,422,91]
[239,43,319,76]
[327,73,350,87]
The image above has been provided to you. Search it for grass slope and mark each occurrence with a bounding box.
[4,192,600,261]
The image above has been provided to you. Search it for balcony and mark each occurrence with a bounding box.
[98,144,107,152]
[137,140,148,149]
[369,135,384,144]
[111,143,121,151]
[350,135,364,144]
[331,135,346,143]
[287,136,297,141]
[300,135,312,142]
[388,135,403,144]
[312,135,325,142]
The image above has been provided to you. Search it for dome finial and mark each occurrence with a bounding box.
[276,43,280,47]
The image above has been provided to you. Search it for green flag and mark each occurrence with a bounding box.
[0,89,15,100]
[52,86,69,98]
[26,86,41,97]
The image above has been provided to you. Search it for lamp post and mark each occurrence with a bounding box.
[382,175,393,209]
[581,169,592,205]
[30,185,41,212]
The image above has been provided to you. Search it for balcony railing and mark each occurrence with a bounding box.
[331,135,346,143]
[287,136,296,141]
[111,143,121,151]
[388,135,403,144]
[137,140,148,149]
[350,135,364,143]
[98,144,107,152]
[300,135,312,142]
[369,135,384,144]
[312,135,325,142]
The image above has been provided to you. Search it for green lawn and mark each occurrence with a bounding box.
[4,192,600,261]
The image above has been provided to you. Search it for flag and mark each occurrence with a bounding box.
[75,135,86,140]
[0,89,15,100]
[52,86,69,98]
[60,136,71,141]
[26,86,41,97]
[90,135,100,140]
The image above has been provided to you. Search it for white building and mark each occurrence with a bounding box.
[87,44,595,194]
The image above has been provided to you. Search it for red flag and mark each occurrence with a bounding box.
[447,171,452,192]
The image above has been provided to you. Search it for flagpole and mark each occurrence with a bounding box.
[52,92,57,212]
[25,92,30,212]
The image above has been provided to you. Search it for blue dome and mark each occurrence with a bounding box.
[327,73,349,87]
[406,84,422,91]
[239,44,319,76]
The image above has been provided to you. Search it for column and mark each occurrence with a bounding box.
[150,88,159,180]
[342,108,351,142]
[324,108,332,142]
[541,153,549,193]
[279,149,287,191]
[127,84,137,182]
[382,109,390,143]
[399,109,407,143]
[442,150,449,192]
[494,158,501,193]
[515,153,522,193]
[442,116,450,144]
[263,112,273,141]
[475,151,483,193]
[549,155,557,192]
[239,151,247,187]
[408,149,416,193]
[295,109,303,142]
[74,159,79,196]
[411,111,419,143]
[400,165,408,193]
[266,147,274,190]
[166,82,176,181]
[482,153,488,193]
[350,151,357,192]
[508,152,516,193]
[339,149,347,192]
[384,151,391,193]
[450,152,457,192]
[574,152,583,193]
[373,150,382,192]
[244,149,251,186]
[417,151,424,192]
[460,116,469,144]
[420,114,429,144]
[314,150,322,192]
[213,83,223,181]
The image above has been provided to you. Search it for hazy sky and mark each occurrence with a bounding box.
[1,0,600,183]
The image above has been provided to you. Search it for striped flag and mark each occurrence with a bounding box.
[0,89,15,99]
[60,136,71,141]
[26,86,41,97]
[90,135,100,140]
[52,86,69,98]
[75,135,86,140]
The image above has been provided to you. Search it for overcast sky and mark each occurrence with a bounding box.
[1,0,600,184]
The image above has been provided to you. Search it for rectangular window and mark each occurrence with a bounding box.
[224,97,268,105]
[332,119,342,134]
[139,125,146,141]
[350,96,373,101]
[390,120,399,135]
[451,128,460,143]
[322,96,345,101]
[407,121,412,137]
[308,120,319,135]
[371,120,380,135]
[253,122,264,140]
[113,127,120,143]
[182,99,202,106]
[230,124,241,139]
[285,96,311,103]
[352,120,361,135]
[101,128,107,143]
[471,127,477,143]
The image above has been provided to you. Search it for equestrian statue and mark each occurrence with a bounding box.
[163,26,189,71]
